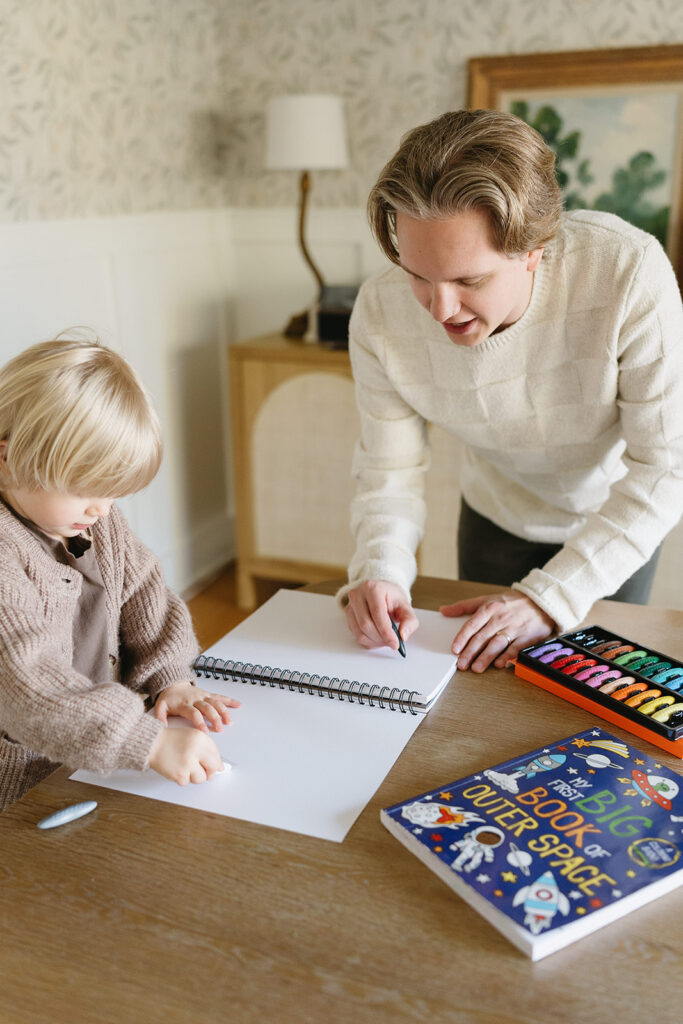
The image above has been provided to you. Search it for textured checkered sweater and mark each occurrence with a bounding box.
[340,211,683,631]
[0,501,198,811]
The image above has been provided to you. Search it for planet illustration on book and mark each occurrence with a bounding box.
[631,770,679,810]
[572,752,624,770]
[506,842,532,876]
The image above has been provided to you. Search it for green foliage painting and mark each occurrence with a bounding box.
[510,100,670,247]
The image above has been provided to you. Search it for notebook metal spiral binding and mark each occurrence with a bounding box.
[194,654,420,714]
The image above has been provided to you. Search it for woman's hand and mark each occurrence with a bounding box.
[440,591,555,672]
[345,580,420,652]
[154,680,241,733]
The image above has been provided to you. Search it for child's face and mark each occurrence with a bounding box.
[4,485,114,541]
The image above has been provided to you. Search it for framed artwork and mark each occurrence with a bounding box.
[468,46,683,281]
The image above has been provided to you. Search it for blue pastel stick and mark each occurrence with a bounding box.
[37,801,98,830]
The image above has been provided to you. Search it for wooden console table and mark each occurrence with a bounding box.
[228,334,465,609]
[229,333,356,607]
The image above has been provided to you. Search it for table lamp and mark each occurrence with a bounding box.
[266,93,349,337]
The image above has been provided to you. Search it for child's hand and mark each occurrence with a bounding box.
[154,680,241,733]
[148,727,224,785]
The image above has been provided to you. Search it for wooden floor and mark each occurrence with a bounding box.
[185,562,251,651]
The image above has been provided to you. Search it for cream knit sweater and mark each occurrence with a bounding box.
[340,211,683,632]
[0,501,198,810]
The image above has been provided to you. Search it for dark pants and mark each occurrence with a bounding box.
[457,499,661,605]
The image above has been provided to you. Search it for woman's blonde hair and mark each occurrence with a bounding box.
[368,109,563,262]
[0,335,162,496]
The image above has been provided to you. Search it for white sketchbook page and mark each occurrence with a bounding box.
[206,589,460,704]
[71,591,465,842]
[71,678,421,842]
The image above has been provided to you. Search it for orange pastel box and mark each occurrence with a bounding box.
[515,626,683,758]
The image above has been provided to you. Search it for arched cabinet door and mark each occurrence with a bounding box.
[229,334,358,608]
[228,333,466,609]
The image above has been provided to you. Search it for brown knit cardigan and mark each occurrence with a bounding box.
[0,500,198,811]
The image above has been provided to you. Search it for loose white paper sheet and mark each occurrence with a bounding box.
[71,591,463,842]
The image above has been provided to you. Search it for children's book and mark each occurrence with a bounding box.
[381,728,683,959]
[71,590,461,842]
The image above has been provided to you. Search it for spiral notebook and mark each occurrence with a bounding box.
[194,588,459,712]
[71,590,461,842]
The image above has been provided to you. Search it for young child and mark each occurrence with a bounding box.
[0,335,240,812]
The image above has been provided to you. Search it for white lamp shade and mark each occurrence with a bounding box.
[266,93,349,171]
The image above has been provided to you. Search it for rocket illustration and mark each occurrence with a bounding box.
[484,753,566,794]
[512,871,571,934]
[512,753,567,780]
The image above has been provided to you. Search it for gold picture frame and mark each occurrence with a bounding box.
[468,45,683,281]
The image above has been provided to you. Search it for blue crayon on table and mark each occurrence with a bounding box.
[391,619,406,658]
[37,801,97,830]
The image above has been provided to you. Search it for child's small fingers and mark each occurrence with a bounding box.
[180,705,208,732]
[197,700,225,731]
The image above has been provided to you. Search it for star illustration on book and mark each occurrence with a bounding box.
[476,874,491,884]
[634,758,645,765]
[589,898,603,909]
[439,791,453,801]
[612,889,622,898]
[567,766,578,774]
[501,871,517,883]
[568,891,582,900]
[626,869,636,878]
[576,907,587,915]
[572,738,590,749]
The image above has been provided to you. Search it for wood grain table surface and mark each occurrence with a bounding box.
[2,578,683,1024]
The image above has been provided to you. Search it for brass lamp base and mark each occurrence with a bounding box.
[284,309,309,338]
[282,169,323,340]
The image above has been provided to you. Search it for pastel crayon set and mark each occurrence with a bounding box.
[514,626,683,757]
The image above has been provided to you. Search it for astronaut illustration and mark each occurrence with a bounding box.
[449,825,505,873]
[512,871,571,934]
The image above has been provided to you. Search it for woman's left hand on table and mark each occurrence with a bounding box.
[439,591,555,672]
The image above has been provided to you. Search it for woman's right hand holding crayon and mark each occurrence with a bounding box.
[345,580,419,652]
[148,727,224,786]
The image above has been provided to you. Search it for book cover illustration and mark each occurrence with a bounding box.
[381,728,683,956]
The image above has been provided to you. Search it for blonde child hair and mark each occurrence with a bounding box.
[0,335,162,497]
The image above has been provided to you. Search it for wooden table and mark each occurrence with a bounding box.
[3,579,683,1024]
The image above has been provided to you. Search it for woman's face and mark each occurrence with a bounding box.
[396,208,544,348]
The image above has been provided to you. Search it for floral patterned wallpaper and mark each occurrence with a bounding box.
[0,0,681,219]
